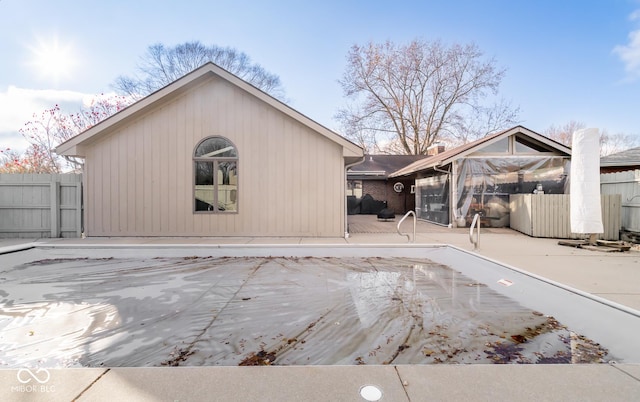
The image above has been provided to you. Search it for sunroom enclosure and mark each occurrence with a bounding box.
[414,133,570,228]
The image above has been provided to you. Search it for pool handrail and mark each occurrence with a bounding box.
[469,213,480,250]
[397,210,416,243]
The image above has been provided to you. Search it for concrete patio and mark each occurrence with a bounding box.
[1,215,639,401]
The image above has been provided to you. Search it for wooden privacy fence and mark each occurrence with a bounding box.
[600,170,640,233]
[0,174,82,238]
[509,194,621,240]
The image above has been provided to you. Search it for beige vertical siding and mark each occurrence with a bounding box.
[84,77,345,237]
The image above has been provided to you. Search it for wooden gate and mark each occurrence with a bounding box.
[0,174,82,238]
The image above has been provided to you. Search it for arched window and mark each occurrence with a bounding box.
[193,137,238,213]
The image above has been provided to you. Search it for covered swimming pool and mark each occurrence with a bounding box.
[1,244,638,368]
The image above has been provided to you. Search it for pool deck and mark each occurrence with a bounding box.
[1,216,640,401]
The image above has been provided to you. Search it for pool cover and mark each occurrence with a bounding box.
[0,250,612,368]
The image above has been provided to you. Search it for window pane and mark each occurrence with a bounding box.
[218,161,237,212]
[193,136,238,213]
[195,137,237,158]
[347,180,363,197]
[415,174,449,225]
[476,137,509,153]
[195,161,215,211]
[515,137,548,153]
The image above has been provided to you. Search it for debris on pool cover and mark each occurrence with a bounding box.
[0,254,613,368]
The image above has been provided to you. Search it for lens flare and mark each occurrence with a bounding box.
[27,35,78,83]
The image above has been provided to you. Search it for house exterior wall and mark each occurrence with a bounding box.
[83,77,345,237]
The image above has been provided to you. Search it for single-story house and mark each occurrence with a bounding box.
[390,126,572,227]
[56,62,363,237]
[346,154,424,215]
[600,147,640,173]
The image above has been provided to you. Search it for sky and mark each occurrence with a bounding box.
[1,0,640,152]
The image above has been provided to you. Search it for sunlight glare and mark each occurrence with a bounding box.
[28,36,78,83]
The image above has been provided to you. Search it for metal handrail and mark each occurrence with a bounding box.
[469,213,480,250]
[397,210,416,243]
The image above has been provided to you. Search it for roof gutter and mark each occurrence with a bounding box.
[600,161,640,167]
[347,171,387,176]
[433,163,451,176]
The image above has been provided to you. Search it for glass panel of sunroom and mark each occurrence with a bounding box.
[475,137,509,154]
[515,137,549,153]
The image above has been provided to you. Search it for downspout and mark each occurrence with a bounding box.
[433,164,453,226]
[62,155,86,236]
[451,161,459,225]
[433,164,450,175]
[345,156,366,238]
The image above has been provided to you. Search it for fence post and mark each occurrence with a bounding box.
[75,181,82,237]
[50,181,60,238]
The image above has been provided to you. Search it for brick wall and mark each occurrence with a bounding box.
[361,179,415,214]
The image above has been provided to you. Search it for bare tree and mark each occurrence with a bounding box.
[335,104,385,154]
[15,94,131,173]
[337,39,519,155]
[543,120,586,147]
[0,148,34,173]
[113,41,285,100]
[599,131,639,156]
[448,98,521,145]
[543,121,639,156]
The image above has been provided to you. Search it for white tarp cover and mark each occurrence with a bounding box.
[570,128,603,234]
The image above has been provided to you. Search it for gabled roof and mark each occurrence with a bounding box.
[600,146,640,167]
[390,125,571,177]
[56,62,363,162]
[348,154,426,179]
